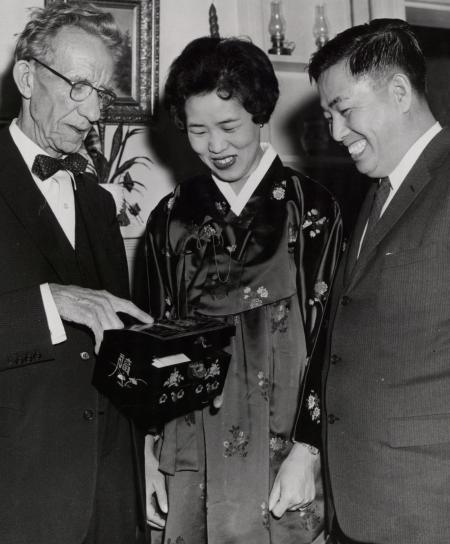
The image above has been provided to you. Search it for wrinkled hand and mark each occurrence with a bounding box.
[49,283,153,353]
[269,442,319,518]
[145,435,168,529]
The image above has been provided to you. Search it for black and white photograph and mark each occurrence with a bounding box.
[1,1,450,544]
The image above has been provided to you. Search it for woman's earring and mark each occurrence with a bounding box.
[260,123,264,128]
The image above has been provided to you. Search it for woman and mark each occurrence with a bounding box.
[137,37,342,544]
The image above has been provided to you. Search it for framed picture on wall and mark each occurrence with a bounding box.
[45,0,159,123]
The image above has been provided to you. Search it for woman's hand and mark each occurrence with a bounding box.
[268,442,320,518]
[145,435,168,529]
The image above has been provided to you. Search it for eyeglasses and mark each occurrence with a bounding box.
[31,56,116,110]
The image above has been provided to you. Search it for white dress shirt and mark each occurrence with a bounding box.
[9,119,78,344]
[358,122,442,257]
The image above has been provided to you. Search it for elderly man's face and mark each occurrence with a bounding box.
[25,26,114,157]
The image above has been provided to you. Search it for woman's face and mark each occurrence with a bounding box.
[185,91,263,184]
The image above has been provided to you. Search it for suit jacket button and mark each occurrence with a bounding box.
[83,409,95,421]
[331,354,341,365]
[328,414,340,424]
[341,296,350,306]
[80,351,90,360]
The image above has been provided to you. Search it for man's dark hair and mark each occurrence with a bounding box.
[164,36,279,130]
[308,18,427,95]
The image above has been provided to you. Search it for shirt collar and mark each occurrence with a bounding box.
[212,143,277,216]
[9,118,52,175]
[388,122,442,192]
[9,118,77,187]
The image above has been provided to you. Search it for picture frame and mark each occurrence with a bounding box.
[45,0,160,124]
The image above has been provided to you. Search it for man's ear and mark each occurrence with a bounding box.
[13,60,34,99]
[390,73,412,112]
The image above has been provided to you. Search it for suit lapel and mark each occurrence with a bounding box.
[74,176,129,297]
[346,127,450,292]
[0,129,79,283]
[343,181,377,285]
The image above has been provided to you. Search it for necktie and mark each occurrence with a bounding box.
[357,176,391,257]
[365,176,391,237]
[32,153,88,181]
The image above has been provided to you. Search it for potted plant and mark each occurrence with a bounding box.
[84,123,153,227]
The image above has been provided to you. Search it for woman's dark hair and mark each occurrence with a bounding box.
[308,18,426,95]
[164,36,279,129]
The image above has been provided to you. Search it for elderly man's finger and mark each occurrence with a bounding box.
[99,292,154,325]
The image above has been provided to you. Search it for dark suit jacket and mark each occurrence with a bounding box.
[0,128,141,544]
[295,128,450,543]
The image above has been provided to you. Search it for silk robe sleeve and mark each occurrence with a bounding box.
[134,191,175,319]
[290,172,343,449]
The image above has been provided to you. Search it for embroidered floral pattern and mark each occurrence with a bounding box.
[215,200,228,215]
[269,434,290,461]
[271,179,287,200]
[261,501,270,530]
[302,208,328,238]
[223,425,249,457]
[306,390,321,424]
[243,285,270,309]
[308,280,328,307]
[257,371,270,401]
[297,502,323,533]
[271,301,290,333]
[198,223,217,242]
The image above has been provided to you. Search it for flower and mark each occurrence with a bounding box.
[307,391,320,423]
[164,369,184,388]
[257,286,269,298]
[314,281,328,297]
[272,187,285,200]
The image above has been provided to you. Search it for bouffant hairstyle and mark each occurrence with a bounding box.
[308,18,426,96]
[164,36,280,130]
[15,1,123,64]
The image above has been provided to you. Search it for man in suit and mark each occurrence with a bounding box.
[0,2,153,543]
[269,18,450,543]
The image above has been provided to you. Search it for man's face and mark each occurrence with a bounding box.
[318,60,405,178]
[23,26,114,157]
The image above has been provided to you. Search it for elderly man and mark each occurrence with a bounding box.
[0,2,153,543]
[269,18,450,544]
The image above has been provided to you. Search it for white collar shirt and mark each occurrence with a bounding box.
[358,122,442,257]
[9,118,76,248]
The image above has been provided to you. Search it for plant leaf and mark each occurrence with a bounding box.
[116,200,130,226]
[109,123,124,166]
[121,171,134,192]
[109,157,152,183]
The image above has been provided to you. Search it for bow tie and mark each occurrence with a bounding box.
[32,153,88,181]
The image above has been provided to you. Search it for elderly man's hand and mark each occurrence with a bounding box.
[269,442,320,518]
[49,283,153,353]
